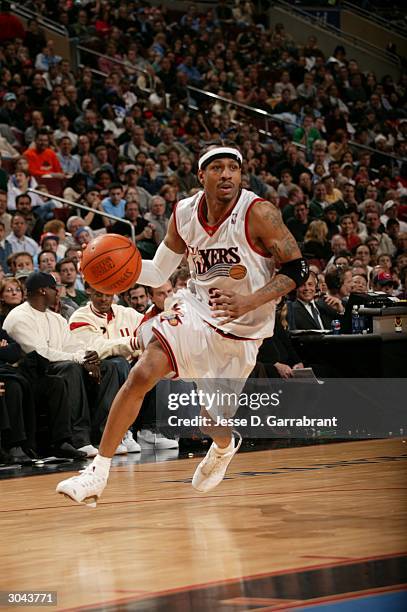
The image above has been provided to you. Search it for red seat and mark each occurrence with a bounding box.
[1,158,16,174]
[53,207,72,224]
[34,176,66,198]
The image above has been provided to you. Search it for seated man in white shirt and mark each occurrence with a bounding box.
[3,272,123,458]
[69,284,144,452]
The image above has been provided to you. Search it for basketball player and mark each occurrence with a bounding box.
[57,145,309,505]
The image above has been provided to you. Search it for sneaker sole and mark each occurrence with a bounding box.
[58,491,98,508]
[191,470,230,493]
[137,440,155,449]
[192,433,242,493]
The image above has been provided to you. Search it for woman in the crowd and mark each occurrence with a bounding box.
[377,253,393,273]
[160,183,179,218]
[256,298,304,379]
[354,243,374,277]
[303,220,332,267]
[0,278,24,327]
[75,226,94,248]
[340,214,362,251]
[63,173,87,203]
[79,189,105,231]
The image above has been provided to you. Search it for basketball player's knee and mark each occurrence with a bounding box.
[123,365,157,399]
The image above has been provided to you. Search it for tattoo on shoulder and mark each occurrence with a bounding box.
[255,200,281,224]
[252,200,301,262]
[270,233,300,261]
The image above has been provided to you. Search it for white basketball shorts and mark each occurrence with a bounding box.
[138,292,262,383]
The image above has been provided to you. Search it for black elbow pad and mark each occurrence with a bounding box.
[279,258,309,288]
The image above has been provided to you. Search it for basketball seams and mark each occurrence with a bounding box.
[81,234,141,293]
[88,249,140,291]
[81,243,132,273]
[92,249,137,284]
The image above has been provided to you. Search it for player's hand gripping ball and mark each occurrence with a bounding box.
[81,234,142,294]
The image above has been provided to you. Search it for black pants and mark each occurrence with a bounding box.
[34,363,89,447]
[86,358,126,444]
[35,358,127,449]
[0,372,37,449]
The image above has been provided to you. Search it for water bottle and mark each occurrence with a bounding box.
[331,319,341,335]
[359,311,365,333]
[352,305,360,334]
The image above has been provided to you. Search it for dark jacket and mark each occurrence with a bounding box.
[288,299,339,331]
[0,328,23,364]
[302,240,332,262]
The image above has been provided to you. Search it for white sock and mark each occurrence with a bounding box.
[213,437,234,454]
[92,453,112,477]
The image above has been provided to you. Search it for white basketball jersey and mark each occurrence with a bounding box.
[174,188,276,339]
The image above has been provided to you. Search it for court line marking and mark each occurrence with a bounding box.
[300,555,353,561]
[1,486,406,514]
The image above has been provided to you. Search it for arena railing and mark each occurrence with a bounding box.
[273,0,401,67]
[8,0,68,36]
[186,85,307,150]
[186,86,407,166]
[27,189,136,244]
[345,141,407,165]
[75,45,154,92]
[342,1,407,38]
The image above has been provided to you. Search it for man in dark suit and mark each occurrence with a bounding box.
[288,272,343,330]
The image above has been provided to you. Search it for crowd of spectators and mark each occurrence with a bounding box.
[0,1,406,463]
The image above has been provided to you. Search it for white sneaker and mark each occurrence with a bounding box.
[192,432,242,493]
[77,444,99,458]
[56,464,108,506]
[138,429,179,450]
[122,430,141,453]
[114,443,128,455]
[154,433,179,450]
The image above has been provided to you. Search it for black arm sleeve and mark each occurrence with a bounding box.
[279,258,309,288]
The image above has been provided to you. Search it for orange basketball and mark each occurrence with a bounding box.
[81,234,142,295]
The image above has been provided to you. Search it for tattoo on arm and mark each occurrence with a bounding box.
[258,274,295,301]
[255,201,302,264]
[269,232,300,263]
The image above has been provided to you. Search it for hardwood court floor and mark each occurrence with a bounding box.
[1,439,406,611]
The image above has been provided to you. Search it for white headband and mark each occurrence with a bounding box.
[198,147,243,170]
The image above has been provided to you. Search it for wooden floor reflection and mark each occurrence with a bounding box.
[1,439,406,611]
